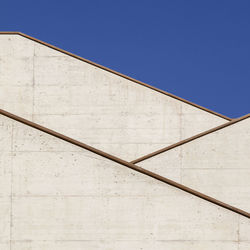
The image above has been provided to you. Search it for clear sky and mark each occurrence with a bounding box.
[1,0,250,118]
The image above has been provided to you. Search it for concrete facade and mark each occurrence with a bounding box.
[0,114,249,250]
[0,33,228,160]
[138,117,250,212]
[1,33,249,250]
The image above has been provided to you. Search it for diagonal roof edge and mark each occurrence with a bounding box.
[131,114,250,164]
[0,31,231,121]
[0,108,249,219]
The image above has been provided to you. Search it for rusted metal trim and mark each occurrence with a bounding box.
[0,109,249,219]
[0,31,231,121]
[131,114,250,164]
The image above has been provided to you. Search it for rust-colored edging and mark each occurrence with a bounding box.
[0,31,231,121]
[0,109,249,219]
[131,114,250,164]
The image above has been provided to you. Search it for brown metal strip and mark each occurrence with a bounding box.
[0,31,231,121]
[131,114,250,164]
[0,109,249,219]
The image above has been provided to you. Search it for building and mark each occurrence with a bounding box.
[0,32,249,250]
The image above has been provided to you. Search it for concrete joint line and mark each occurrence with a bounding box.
[0,108,249,219]
[131,114,250,164]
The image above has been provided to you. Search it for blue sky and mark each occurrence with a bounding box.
[1,0,250,118]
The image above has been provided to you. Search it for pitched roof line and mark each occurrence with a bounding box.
[0,31,231,121]
[131,114,250,164]
[0,108,249,219]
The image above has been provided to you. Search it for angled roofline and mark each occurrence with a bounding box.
[0,31,231,121]
[131,114,250,164]
[0,108,249,219]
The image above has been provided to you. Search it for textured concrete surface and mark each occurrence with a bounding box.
[0,34,228,160]
[9,241,241,250]
[138,117,250,212]
[0,114,249,249]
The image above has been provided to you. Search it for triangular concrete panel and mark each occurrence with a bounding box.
[135,115,250,212]
[0,32,230,160]
[0,111,249,249]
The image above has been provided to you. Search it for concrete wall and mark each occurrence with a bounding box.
[0,114,249,249]
[0,34,227,160]
[138,117,250,212]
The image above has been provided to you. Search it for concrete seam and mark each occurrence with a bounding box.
[180,104,183,184]
[131,114,250,164]
[32,43,35,122]
[0,109,250,219]
[237,214,240,250]
[9,121,13,250]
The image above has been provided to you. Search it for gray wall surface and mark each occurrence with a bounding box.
[0,114,249,250]
[138,117,250,212]
[0,34,227,160]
